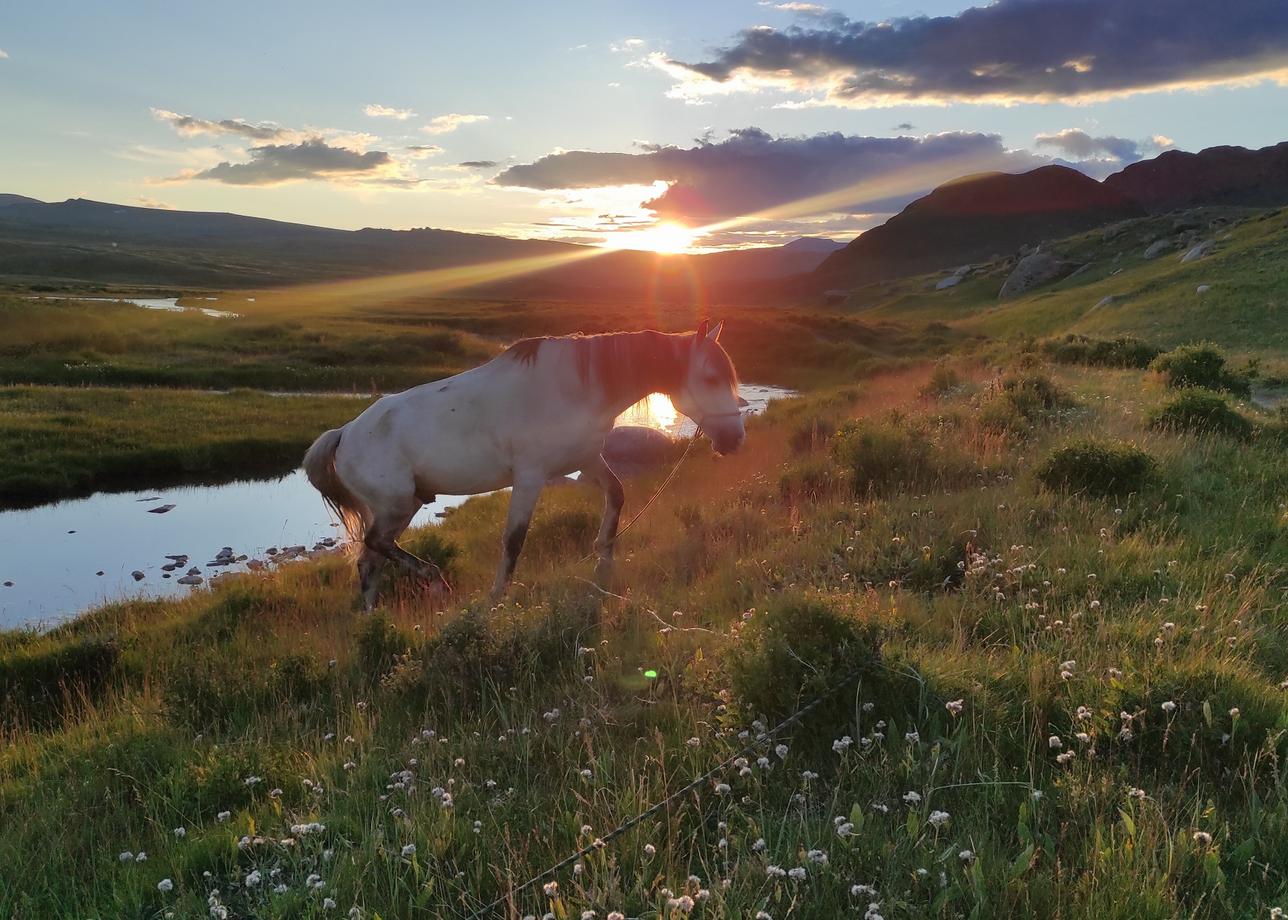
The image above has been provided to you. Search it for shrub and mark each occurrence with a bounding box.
[1037,439,1156,498]
[919,361,963,399]
[1041,334,1162,369]
[354,614,413,682]
[978,370,1073,434]
[1149,390,1255,440]
[401,529,459,577]
[1151,343,1252,396]
[831,414,973,495]
[787,414,839,454]
[726,593,881,726]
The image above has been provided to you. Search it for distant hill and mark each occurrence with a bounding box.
[814,165,1144,286]
[1105,142,1288,213]
[0,196,840,294]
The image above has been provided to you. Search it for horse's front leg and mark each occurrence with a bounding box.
[580,455,625,586]
[489,476,544,603]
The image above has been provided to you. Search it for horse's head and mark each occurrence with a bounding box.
[671,320,747,456]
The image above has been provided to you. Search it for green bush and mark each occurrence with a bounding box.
[831,414,973,495]
[1151,343,1252,396]
[402,529,459,577]
[1149,390,1255,440]
[1041,334,1162,369]
[1037,439,1156,497]
[919,361,963,398]
[726,593,881,725]
[978,370,1073,434]
[787,414,839,454]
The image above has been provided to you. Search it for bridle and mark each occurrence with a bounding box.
[678,381,745,432]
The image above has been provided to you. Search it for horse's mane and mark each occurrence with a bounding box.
[504,330,734,403]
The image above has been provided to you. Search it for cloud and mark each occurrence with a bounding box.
[1035,129,1176,165]
[132,196,174,210]
[458,160,500,169]
[364,103,416,120]
[179,138,407,187]
[151,107,296,141]
[0,49,8,60]
[405,144,444,158]
[422,113,489,135]
[495,127,1053,223]
[658,0,1288,107]
[1035,129,1143,162]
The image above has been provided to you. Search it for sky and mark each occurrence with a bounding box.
[3,0,1288,250]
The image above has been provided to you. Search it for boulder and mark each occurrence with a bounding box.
[1196,284,1211,295]
[1180,240,1214,263]
[998,251,1072,299]
[147,504,176,514]
[131,570,145,581]
[177,575,203,586]
[601,425,680,478]
[935,274,963,290]
[1091,295,1117,310]
[1143,239,1173,259]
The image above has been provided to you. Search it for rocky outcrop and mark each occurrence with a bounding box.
[998,251,1075,299]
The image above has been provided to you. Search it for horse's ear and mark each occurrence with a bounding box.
[707,320,723,342]
[695,320,709,341]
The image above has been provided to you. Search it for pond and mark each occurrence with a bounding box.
[0,384,793,629]
[28,294,242,318]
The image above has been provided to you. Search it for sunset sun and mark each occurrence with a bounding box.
[605,221,698,254]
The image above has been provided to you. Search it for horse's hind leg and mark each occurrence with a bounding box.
[364,499,450,594]
[357,546,385,611]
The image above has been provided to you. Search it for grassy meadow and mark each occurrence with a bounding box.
[2,353,1288,918]
[3,206,1288,918]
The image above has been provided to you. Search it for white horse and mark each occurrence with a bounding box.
[302,321,747,608]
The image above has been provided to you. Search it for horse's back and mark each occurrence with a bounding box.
[334,356,583,498]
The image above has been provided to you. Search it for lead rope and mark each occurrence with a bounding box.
[467,662,869,919]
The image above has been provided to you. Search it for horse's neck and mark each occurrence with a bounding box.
[587,331,688,417]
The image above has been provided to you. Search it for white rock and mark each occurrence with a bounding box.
[1196,284,1211,294]
[1180,240,1214,263]
[935,274,963,290]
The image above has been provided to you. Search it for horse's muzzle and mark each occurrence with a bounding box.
[710,429,746,456]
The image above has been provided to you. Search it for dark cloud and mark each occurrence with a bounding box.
[661,0,1288,106]
[494,127,1051,222]
[186,138,399,186]
[458,160,500,169]
[151,108,295,141]
[894,123,916,132]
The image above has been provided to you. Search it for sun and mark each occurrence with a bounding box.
[604,221,698,255]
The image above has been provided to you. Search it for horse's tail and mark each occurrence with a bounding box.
[302,426,368,545]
